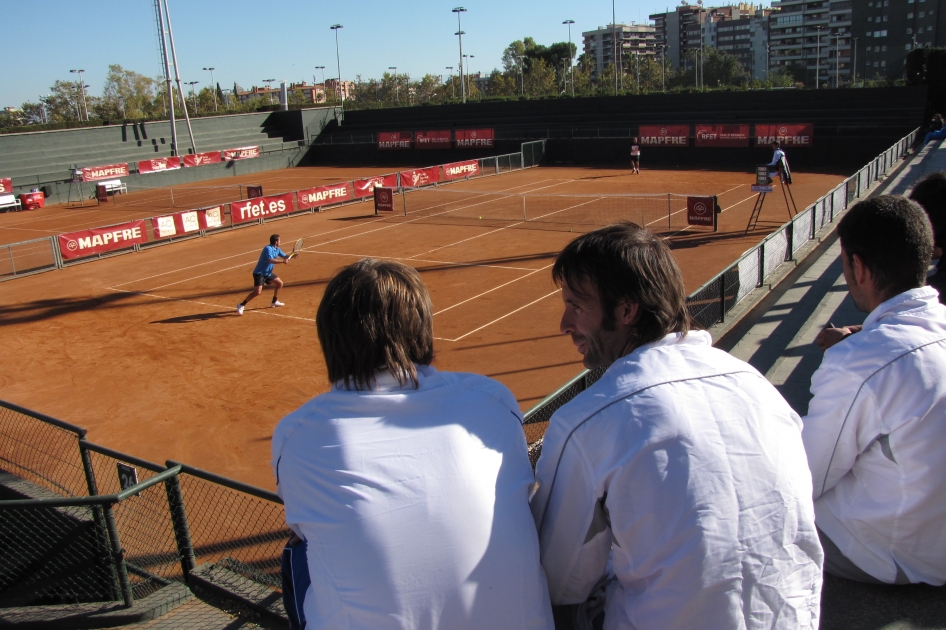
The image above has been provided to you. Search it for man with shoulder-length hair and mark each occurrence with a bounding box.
[804,195,946,586]
[272,258,554,630]
[531,223,822,630]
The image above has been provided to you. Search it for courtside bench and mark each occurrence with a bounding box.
[0,194,21,211]
[95,179,128,203]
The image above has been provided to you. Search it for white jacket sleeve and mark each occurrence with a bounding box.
[533,437,612,605]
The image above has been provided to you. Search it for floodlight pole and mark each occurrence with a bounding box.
[453,7,467,103]
[162,0,198,154]
[563,20,575,97]
[815,25,823,89]
[852,38,857,85]
[69,70,88,121]
[186,81,200,113]
[330,24,344,109]
[155,0,178,155]
[203,67,217,111]
[612,0,618,95]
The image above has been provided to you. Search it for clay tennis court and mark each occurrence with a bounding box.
[0,163,844,490]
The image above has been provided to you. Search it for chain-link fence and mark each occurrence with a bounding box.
[0,237,61,282]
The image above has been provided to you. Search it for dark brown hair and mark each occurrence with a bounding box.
[316,258,434,390]
[837,195,933,299]
[269,234,280,246]
[909,172,946,249]
[552,222,691,348]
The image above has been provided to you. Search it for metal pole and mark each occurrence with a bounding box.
[612,0,618,95]
[389,67,398,103]
[204,67,217,111]
[155,0,178,156]
[331,24,344,108]
[163,0,198,154]
[815,26,822,89]
[852,37,857,85]
[453,7,467,103]
[564,20,575,97]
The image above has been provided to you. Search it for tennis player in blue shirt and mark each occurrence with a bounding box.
[237,234,291,315]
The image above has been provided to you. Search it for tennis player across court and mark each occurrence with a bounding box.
[236,234,301,315]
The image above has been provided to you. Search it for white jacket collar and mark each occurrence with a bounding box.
[864,286,940,328]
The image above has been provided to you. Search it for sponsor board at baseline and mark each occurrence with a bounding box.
[755,123,813,147]
[375,187,395,212]
[183,151,223,167]
[297,182,351,209]
[442,160,480,180]
[137,157,183,174]
[152,206,225,238]
[399,166,441,188]
[82,163,130,182]
[230,192,294,224]
[0,178,11,194]
[58,220,148,259]
[222,146,261,161]
[415,130,452,148]
[378,132,412,150]
[455,129,494,148]
[694,124,751,148]
[686,196,716,227]
[354,173,399,198]
[639,125,689,147]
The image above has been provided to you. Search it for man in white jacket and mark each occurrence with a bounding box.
[531,223,822,630]
[273,258,554,630]
[805,195,946,585]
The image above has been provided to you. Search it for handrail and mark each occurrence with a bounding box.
[167,460,282,504]
[0,399,87,438]
[83,440,166,473]
[0,465,182,508]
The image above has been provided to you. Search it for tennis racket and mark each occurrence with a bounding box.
[288,238,304,260]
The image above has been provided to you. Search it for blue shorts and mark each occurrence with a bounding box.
[281,537,310,629]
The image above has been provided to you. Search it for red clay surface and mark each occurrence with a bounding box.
[0,164,844,490]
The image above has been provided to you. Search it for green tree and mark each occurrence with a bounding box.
[95,65,158,120]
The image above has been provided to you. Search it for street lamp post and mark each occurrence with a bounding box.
[446,67,455,99]
[517,55,526,96]
[69,69,88,121]
[330,24,344,106]
[452,7,467,103]
[563,20,575,97]
[463,55,475,97]
[263,79,276,104]
[698,1,705,90]
[389,67,399,103]
[186,80,200,113]
[852,37,857,85]
[815,25,823,89]
[315,66,326,103]
[835,33,840,88]
[203,67,217,111]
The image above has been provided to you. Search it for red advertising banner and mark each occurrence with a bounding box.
[755,123,813,147]
[297,182,351,209]
[399,166,441,188]
[694,124,750,148]
[353,173,399,199]
[378,132,412,149]
[137,157,182,174]
[81,163,130,182]
[58,220,148,259]
[230,192,295,224]
[183,151,223,167]
[0,178,11,194]
[375,187,395,213]
[454,129,494,148]
[687,196,717,228]
[415,130,452,149]
[442,160,480,180]
[639,125,689,147]
[151,206,226,238]
[222,146,261,161]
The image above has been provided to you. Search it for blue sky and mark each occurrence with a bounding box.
[3,1,773,108]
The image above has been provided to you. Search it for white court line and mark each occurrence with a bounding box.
[435,290,560,343]
[305,249,538,272]
[433,265,553,316]
[105,287,313,321]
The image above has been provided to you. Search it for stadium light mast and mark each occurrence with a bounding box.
[697,0,704,90]
[563,20,575,97]
[154,0,177,155]
[69,70,88,121]
[330,24,344,107]
[453,7,468,103]
[203,67,217,111]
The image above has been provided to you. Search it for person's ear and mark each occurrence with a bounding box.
[851,253,872,288]
[616,301,640,327]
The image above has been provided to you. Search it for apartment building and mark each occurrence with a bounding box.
[582,23,659,78]
[768,1,853,86]
[852,0,944,80]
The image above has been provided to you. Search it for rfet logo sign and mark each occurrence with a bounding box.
[755,123,813,147]
[694,124,750,148]
[639,125,689,147]
[687,196,717,228]
[455,129,494,148]
[137,157,182,174]
[230,192,294,224]
[0,178,11,194]
[58,220,148,259]
[442,160,480,180]
[81,163,130,182]
[415,130,452,149]
[297,182,350,209]
[222,146,260,160]
[354,173,399,198]
[378,132,412,149]
[183,151,223,167]
[375,187,395,213]
[399,166,441,188]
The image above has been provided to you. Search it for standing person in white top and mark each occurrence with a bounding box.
[629,137,640,175]
[804,195,946,585]
[531,223,822,630]
[271,258,554,630]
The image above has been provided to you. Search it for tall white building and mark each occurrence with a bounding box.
[769,0,853,85]
[582,23,658,79]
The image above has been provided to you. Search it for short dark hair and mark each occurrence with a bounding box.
[316,258,434,390]
[837,195,933,298]
[552,222,691,348]
[771,141,780,147]
[269,234,280,246]
[909,172,946,249]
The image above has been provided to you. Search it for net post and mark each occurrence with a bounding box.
[402,188,407,216]
[667,194,671,230]
[523,195,526,221]
[170,187,175,207]
[713,195,719,233]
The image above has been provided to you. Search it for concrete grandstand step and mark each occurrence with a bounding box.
[126,593,272,630]
[188,559,287,625]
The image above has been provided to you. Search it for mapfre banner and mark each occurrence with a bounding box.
[639,125,689,147]
[687,196,716,228]
[399,166,441,188]
[222,146,261,160]
[378,132,412,150]
[230,192,294,224]
[455,129,494,148]
[137,157,182,174]
[353,174,399,198]
[183,151,223,167]
[151,206,225,238]
[442,160,480,180]
[297,182,350,209]
[415,130,452,149]
[694,124,750,148]
[0,178,11,194]
[82,163,130,182]
[58,220,148,259]
[755,124,813,147]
